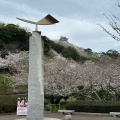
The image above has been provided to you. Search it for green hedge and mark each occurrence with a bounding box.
[65,101,120,113]
[0,104,16,113]
[0,95,17,113]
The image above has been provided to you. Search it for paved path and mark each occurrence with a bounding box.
[0,113,118,120]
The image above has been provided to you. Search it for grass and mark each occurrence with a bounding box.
[14,84,28,93]
[0,74,13,92]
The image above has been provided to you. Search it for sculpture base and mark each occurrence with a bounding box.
[15,118,61,120]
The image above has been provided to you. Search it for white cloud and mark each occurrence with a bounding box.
[0,0,120,52]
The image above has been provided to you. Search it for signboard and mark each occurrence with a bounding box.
[17,97,28,115]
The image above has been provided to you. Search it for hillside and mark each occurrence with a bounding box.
[0,22,119,62]
[0,22,120,101]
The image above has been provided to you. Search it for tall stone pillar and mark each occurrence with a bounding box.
[27,31,44,120]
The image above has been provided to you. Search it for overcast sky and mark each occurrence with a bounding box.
[0,0,120,52]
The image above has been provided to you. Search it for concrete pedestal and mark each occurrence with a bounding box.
[65,115,72,120]
[27,31,44,120]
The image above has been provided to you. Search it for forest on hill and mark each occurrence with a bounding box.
[0,22,119,62]
[0,22,120,102]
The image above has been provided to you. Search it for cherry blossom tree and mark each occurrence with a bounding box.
[44,53,82,97]
[98,0,120,41]
[0,51,29,84]
[0,50,120,101]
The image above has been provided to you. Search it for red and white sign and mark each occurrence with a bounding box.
[17,107,27,115]
[17,97,28,115]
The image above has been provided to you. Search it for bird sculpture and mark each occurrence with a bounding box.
[16,14,59,31]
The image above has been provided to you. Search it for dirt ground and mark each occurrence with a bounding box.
[0,112,119,120]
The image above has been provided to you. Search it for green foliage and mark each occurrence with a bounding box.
[84,48,93,54]
[42,36,64,55]
[0,50,9,58]
[0,74,13,92]
[0,39,5,50]
[51,42,64,54]
[66,101,120,113]
[102,49,119,59]
[45,94,62,104]
[75,86,86,100]
[0,22,5,28]
[0,95,17,113]
[14,84,28,93]
[84,48,100,62]
[42,36,52,55]
[96,88,112,101]
[42,36,86,62]
[0,23,30,51]
[44,105,51,111]
[77,86,84,90]
[61,47,80,61]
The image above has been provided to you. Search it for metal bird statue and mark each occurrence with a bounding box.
[16,14,59,31]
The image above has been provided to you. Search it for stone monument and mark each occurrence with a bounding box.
[16,15,61,120]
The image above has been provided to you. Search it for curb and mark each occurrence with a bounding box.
[74,112,110,116]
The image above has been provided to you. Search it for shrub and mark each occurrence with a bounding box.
[65,101,120,113]
[45,94,62,104]
[0,95,17,113]
[61,47,81,62]
[0,23,30,51]
[0,104,16,113]
[103,49,119,59]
